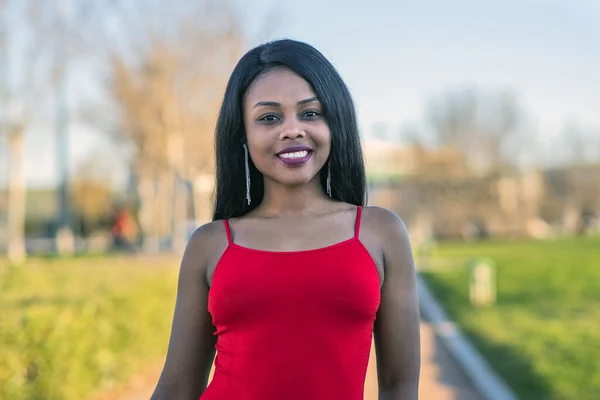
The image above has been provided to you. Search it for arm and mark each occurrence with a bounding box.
[150,223,222,400]
[372,208,421,399]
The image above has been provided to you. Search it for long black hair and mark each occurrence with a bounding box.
[212,39,367,220]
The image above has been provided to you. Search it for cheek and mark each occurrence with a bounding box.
[245,130,275,171]
[317,127,332,154]
[247,136,272,160]
[244,124,269,152]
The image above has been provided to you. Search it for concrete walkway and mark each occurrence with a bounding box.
[99,321,481,400]
[363,321,482,400]
[416,321,483,400]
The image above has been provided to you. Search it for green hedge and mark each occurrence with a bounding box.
[0,256,178,400]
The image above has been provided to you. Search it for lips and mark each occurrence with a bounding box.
[276,145,313,166]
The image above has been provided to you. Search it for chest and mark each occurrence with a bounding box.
[208,243,381,327]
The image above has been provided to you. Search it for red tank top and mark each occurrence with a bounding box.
[201,206,381,400]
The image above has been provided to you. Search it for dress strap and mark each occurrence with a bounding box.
[354,206,363,239]
[223,219,233,244]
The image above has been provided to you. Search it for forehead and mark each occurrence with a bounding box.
[245,67,317,105]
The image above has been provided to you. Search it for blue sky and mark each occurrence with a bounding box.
[256,0,600,133]
[2,0,599,188]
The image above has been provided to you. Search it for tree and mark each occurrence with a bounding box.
[0,1,51,263]
[428,88,478,150]
[0,0,99,261]
[97,1,245,251]
[427,88,524,173]
[70,156,115,237]
[561,120,600,167]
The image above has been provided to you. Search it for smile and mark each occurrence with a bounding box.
[279,150,309,159]
[276,146,313,166]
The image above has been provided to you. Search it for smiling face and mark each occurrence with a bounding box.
[243,67,331,191]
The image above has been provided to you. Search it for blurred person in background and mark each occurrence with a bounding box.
[151,39,420,400]
[111,206,139,252]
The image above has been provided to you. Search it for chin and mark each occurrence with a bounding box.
[276,173,319,188]
[284,178,315,188]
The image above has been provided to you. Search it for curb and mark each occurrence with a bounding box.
[417,274,519,400]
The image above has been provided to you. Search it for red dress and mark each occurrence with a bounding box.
[201,206,381,400]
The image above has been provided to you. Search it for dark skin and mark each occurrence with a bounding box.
[150,68,420,399]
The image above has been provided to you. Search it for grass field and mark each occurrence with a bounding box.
[0,256,179,400]
[420,235,600,400]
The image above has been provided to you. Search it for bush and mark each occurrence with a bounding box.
[0,256,178,400]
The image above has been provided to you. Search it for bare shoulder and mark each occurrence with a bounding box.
[188,219,227,247]
[182,220,229,275]
[361,205,410,245]
[360,205,414,280]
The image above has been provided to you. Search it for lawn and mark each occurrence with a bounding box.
[0,256,179,400]
[420,236,600,400]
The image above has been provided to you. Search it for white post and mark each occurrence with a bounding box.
[469,258,497,306]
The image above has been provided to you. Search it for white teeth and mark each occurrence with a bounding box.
[279,150,309,159]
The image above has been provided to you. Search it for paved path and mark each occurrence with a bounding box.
[363,321,483,400]
[99,321,482,400]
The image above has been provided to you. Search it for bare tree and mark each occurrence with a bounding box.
[561,120,600,167]
[427,88,524,173]
[484,91,520,169]
[0,0,98,261]
[556,121,600,234]
[0,1,52,263]
[96,1,245,251]
[70,156,115,237]
[428,88,478,149]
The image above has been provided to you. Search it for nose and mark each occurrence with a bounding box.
[279,117,306,140]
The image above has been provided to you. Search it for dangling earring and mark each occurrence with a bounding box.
[326,161,332,198]
[243,143,251,205]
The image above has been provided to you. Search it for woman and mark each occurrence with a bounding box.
[150,39,420,400]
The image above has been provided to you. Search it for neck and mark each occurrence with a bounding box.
[257,177,332,217]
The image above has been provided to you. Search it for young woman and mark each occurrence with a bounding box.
[150,39,420,400]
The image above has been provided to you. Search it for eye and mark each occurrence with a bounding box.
[258,114,280,123]
[302,110,321,119]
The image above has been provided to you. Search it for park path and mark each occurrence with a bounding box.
[96,321,482,400]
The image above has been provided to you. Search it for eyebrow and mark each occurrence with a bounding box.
[253,96,319,108]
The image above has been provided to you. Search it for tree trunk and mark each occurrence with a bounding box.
[171,177,188,254]
[191,173,213,225]
[137,167,159,253]
[7,127,27,264]
[157,168,174,251]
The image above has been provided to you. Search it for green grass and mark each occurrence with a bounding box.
[420,236,600,400]
[0,256,179,400]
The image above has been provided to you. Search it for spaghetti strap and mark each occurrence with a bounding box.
[223,219,233,244]
[354,206,363,238]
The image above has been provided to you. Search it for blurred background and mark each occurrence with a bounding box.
[0,1,598,399]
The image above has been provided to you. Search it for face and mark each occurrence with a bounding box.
[243,67,331,190]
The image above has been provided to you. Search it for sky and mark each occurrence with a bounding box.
[257,0,600,133]
[1,0,599,188]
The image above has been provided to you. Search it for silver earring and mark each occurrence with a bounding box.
[243,143,251,205]
[326,161,332,197]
